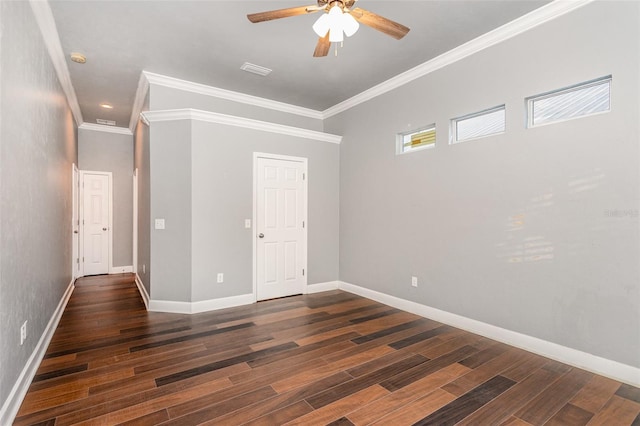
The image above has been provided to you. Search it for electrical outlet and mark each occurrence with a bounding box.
[143,264,146,274]
[20,321,27,345]
[217,273,224,283]
[244,219,251,229]
[411,276,418,287]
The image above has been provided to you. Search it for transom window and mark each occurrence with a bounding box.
[526,76,611,127]
[397,124,436,154]
[451,105,506,144]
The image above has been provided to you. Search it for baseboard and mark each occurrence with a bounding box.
[148,293,255,314]
[337,281,640,387]
[306,281,340,294]
[134,273,150,310]
[109,265,133,274]
[0,278,75,425]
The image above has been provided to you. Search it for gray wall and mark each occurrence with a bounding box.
[150,83,324,131]
[0,0,77,415]
[324,1,639,368]
[78,128,133,268]
[147,118,340,303]
[149,120,192,302]
[190,120,339,302]
[134,92,151,295]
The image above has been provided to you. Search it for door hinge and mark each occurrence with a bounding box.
[303,173,306,180]
[302,269,305,276]
[302,221,305,228]
[76,258,79,264]
[82,257,84,262]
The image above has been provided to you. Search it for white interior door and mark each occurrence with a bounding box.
[81,171,111,276]
[72,164,80,278]
[255,155,307,301]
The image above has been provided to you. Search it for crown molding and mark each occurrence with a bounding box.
[323,0,595,118]
[79,123,133,136]
[128,71,150,132]
[141,109,342,144]
[29,0,83,126]
[143,71,324,121]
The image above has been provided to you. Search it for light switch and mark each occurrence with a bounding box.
[155,218,165,230]
[245,219,251,229]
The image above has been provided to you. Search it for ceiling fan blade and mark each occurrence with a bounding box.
[350,7,410,40]
[313,32,331,57]
[247,6,320,23]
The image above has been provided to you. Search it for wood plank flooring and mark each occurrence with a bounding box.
[14,274,640,425]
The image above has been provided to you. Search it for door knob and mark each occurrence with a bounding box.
[73,230,78,234]
[103,227,107,231]
[258,233,264,238]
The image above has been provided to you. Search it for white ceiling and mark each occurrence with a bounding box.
[48,0,550,128]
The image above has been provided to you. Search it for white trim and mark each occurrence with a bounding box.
[141,109,342,144]
[129,72,150,132]
[337,281,640,387]
[322,0,595,118]
[28,0,83,126]
[109,265,133,274]
[79,123,133,136]
[305,281,340,294]
[143,71,323,120]
[0,279,75,425]
[148,293,255,315]
[134,273,150,310]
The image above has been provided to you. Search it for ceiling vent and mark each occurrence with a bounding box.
[96,118,116,126]
[240,62,272,77]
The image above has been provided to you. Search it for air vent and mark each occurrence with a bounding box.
[240,62,272,77]
[96,119,116,126]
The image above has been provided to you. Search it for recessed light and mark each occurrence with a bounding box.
[240,62,272,77]
[70,53,86,64]
[99,103,113,109]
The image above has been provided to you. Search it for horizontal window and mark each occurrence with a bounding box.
[451,105,505,144]
[527,76,611,127]
[397,124,436,154]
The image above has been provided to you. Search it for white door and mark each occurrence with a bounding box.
[255,155,307,301]
[81,172,111,276]
[72,164,80,278]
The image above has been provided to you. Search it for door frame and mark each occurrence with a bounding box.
[72,163,80,278]
[79,170,113,277]
[252,152,308,302]
[133,168,138,275]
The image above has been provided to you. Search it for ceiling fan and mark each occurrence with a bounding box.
[247,0,410,57]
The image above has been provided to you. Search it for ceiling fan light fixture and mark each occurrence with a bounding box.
[342,12,359,37]
[329,28,344,43]
[312,13,330,37]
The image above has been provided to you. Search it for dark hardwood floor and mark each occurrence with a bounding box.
[14,274,640,425]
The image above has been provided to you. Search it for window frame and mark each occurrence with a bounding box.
[396,124,437,155]
[526,75,612,128]
[450,104,506,145]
